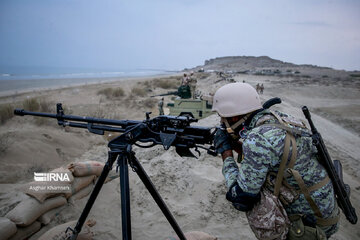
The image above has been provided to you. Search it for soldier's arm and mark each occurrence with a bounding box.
[236,131,275,194]
[222,155,261,211]
[222,131,275,195]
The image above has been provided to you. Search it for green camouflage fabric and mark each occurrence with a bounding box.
[222,109,339,238]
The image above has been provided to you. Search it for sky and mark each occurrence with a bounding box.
[0,0,359,73]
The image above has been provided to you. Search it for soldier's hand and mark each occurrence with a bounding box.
[214,128,232,155]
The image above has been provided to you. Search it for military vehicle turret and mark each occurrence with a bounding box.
[151,85,213,119]
[151,85,192,99]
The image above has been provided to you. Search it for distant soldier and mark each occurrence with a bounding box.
[188,71,197,98]
[182,73,189,86]
[255,83,260,93]
[158,97,164,115]
[260,83,264,94]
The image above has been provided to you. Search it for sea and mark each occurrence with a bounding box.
[0,67,174,96]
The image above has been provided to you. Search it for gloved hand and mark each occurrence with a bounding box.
[214,128,232,155]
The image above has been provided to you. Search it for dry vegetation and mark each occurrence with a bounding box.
[130,87,147,97]
[21,97,55,125]
[141,76,182,90]
[153,78,179,89]
[97,87,125,99]
[0,97,55,125]
[22,97,54,112]
[22,97,40,111]
[0,103,14,124]
[143,98,158,108]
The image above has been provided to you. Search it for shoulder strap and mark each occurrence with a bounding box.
[260,110,298,197]
[274,132,296,197]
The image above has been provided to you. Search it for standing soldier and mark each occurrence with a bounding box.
[158,97,164,115]
[255,83,260,93]
[182,73,189,86]
[212,82,339,240]
[188,71,197,99]
[260,83,264,94]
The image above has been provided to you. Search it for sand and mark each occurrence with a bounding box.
[0,70,359,240]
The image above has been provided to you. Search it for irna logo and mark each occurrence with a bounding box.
[34,172,71,182]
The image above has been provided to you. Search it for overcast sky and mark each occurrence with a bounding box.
[0,0,359,72]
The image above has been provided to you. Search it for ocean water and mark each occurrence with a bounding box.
[0,69,171,96]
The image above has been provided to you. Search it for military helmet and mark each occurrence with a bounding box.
[212,82,262,117]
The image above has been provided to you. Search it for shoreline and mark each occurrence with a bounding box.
[0,73,177,99]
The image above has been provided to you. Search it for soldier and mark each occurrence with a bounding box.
[260,83,264,94]
[182,73,189,86]
[255,83,260,93]
[212,82,339,239]
[188,71,197,99]
[158,97,164,115]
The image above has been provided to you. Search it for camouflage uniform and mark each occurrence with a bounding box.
[188,76,197,99]
[158,98,164,115]
[222,109,339,238]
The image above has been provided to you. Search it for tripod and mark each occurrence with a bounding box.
[67,125,187,240]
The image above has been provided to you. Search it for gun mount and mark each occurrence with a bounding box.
[151,85,192,99]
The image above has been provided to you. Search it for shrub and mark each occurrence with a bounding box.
[0,104,14,124]
[20,98,54,125]
[112,88,125,97]
[153,79,178,89]
[97,88,113,97]
[39,98,54,112]
[131,87,146,97]
[143,98,158,108]
[97,87,125,99]
[143,81,152,88]
[23,97,40,111]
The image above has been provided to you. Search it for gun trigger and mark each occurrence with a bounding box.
[160,132,176,150]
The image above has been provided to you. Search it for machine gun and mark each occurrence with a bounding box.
[302,106,357,224]
[13,97,282,240]
[151,85,192,99]
[14,103,216,240]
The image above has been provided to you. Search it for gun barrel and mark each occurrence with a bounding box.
[14,109,59,119]
[302,106,318,134]
[151,91,178,97]
[14,108,141,127]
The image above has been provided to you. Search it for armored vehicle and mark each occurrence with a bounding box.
[151,85,213,119]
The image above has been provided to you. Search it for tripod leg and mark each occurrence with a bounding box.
[129,155,187,240]
[118,155,132,240]
[69,151,118,240]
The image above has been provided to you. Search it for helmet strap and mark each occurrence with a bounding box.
[222,113,251,138]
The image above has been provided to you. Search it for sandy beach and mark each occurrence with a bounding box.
[0,59,359,240]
